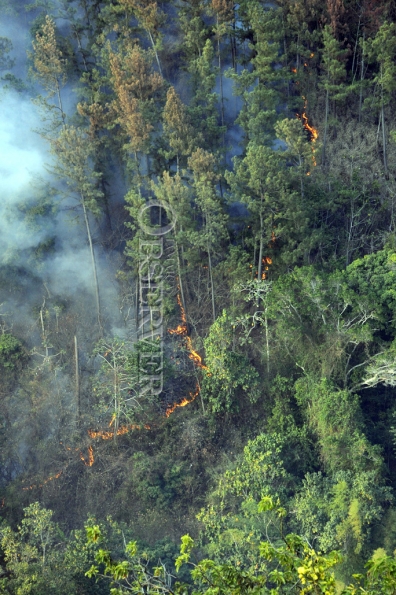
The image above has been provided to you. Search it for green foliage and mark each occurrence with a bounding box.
[0,334,24,370]
[202,310,259,413]
[0,503,74,595]
[5,2,396,588]
[83,523,396,595]
[294,378,381,473]
[197,433,293,571]
[293,469,392,557]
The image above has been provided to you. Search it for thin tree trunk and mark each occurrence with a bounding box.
[257,213,264,282]
[135,274,139,340]
[148,29,162,77]
[81,194,102,335]
[358,35,365,123]
[176,241,187,318]
[299,155,304,198]
[264,309,270,376]
[74,29,88,72]
[351,15,361,83]
[74,335,80,420]
[231,4,237,71]
[207,243,216,322]
[113,358,119,441]
[217,19,225,131]
[199,382,205,414]
[56,80,65,125]
[322,87,329,166]
[40,304,49,358]
[381,81,388,176]
[252,242,256,279]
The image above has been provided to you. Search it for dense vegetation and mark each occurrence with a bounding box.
[2,0,396,591]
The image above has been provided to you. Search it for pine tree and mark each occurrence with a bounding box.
[178,0,209,62]
[50,125,104,334]
[151,171,195,315]
[319,25,347,166]
[365,22,396,177]
[226,143,302,278]
[210,0,234,129]
[229,3,289,145]
[29,15,68,127]
[188,39,224,154]
[275,118,316,197]
[188,149,228,321]
[162,86,197,171]
[108,40,163,178]
[117,0,165,76]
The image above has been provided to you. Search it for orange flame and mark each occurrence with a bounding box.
[296,96,318,169]
[80,445,94,467]
[22,471,63,491]
[165,384,200,418]
[88,423,151,440]
[168,293,207,370]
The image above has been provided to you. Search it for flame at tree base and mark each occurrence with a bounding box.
[168,294,207,370]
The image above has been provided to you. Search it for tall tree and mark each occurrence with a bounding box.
[162,86,197,171]
[319,25,347,166]
[210,0,234,129]
[178,0,209,62]
[230,3,289,145]
[117,0,165,76]
[108,40,163,181]
[187,39,224,153]
[151,171,195,315]
[29,15,68,128]
[365,22,396,177]
[188,149,228,321]
[226,144,292,280]
[51,125,104,334]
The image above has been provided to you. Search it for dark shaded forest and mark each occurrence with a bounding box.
[2,0,396,592]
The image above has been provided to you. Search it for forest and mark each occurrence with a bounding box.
[2,0,396,592]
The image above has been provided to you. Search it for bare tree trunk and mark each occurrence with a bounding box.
[199,381,205,414]
[148,30,162,77]
[113,358,119,441]
[40,302,49,358]
[135,275,139,341]
[207,243,216,322]
[381,82,388,176]
[257,212,264,282]
[56,80,65,125]
[322,87,329,166]
[74,335,80,420]
[252,243,256,279]
[358,35,365,123]
[264,309,270,376]
[81,194,102,335]
[351,14,361,83]
[176,241,187,317]
[217,17,225,131]
[74,29,88,72]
